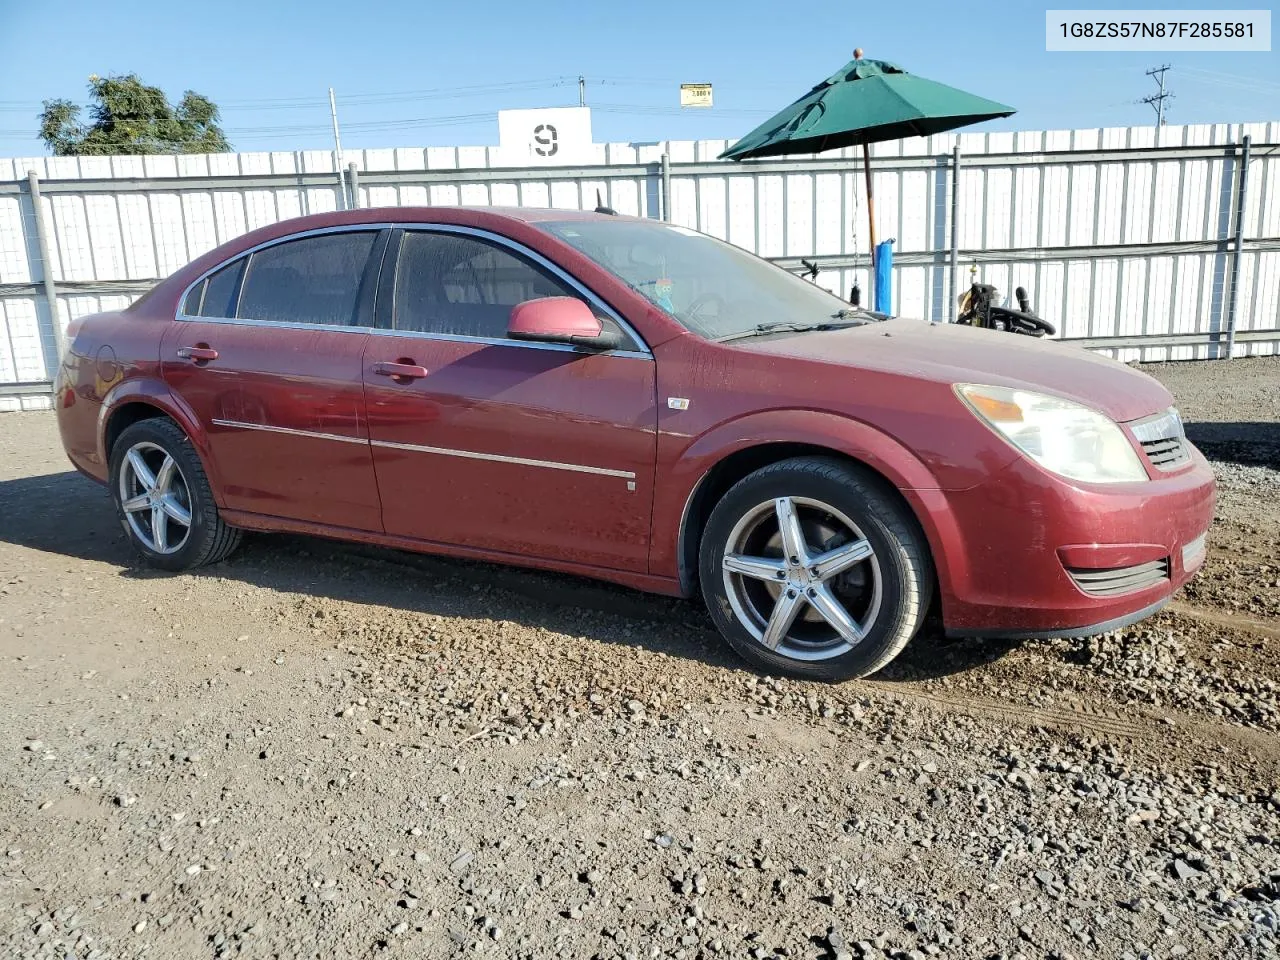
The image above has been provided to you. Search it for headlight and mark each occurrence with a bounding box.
[956,384,1148,484]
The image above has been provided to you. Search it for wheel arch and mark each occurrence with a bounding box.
[667,412,954,600]
[98,380,224,506]
[103,401,170,458]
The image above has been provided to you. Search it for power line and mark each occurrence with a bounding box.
[1141,64,1172,126]
[0,76,782,151]
[1176,66,1280,95]
[0,77,579,112]
[0,75,811,112]
[592,102,771,117]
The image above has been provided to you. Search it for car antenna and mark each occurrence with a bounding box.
[594,189,618,216]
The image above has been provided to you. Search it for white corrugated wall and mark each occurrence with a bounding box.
[1,119,1277,409]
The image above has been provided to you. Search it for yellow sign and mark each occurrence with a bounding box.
[679,83,713,108]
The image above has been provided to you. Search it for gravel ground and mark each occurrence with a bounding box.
[1,356,1277,960]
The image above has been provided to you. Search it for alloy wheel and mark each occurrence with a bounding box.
[118,441,193,555]
[721,496,882,662]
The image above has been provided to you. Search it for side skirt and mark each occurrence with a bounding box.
[220,510,686,598]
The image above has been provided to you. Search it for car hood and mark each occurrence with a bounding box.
[732,317,1173,423]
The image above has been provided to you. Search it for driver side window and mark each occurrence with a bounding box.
[392,231,635,348]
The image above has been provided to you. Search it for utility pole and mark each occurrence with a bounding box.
[578,75,586,107]
[329,87,348,210]
[1141,65,1172,126]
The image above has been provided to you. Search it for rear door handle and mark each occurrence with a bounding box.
[176,345,219,362]
[373,361,429,380]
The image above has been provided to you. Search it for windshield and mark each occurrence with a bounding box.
[537,219,860,341]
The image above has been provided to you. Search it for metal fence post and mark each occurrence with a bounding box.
[1224,134,1250,359]
[329,87,348,211]
[947,145,960,324]
[26,171,65,382]
[347,162,360,209]
[660,152,671,222]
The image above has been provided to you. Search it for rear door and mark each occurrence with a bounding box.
[161,228,388,531]
[361,226,657,572]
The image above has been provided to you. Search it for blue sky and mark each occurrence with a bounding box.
[0,0,1276,157]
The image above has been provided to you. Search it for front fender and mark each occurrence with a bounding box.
[98,378,225,507]
[674,408,943,494]
[652,408,967,603]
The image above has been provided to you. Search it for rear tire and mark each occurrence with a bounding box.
[108,418,241,572]
[698,456,932,681]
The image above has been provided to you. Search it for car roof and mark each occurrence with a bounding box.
[470,206,630,223]
[259,206,639,232]
[146,204,672,325]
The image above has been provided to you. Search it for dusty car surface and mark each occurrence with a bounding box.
[55,207,1215,680]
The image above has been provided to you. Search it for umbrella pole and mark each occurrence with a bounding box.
[862,142,877,308]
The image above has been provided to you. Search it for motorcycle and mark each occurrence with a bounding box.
[957,281,1056,338]
[794,258,1057,337]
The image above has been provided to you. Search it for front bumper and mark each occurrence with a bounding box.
[934,442,1216,637]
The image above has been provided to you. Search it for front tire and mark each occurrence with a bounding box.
[109,418,241,571]
[698,457,932,681]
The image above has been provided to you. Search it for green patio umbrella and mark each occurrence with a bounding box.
[720,51,1015,302]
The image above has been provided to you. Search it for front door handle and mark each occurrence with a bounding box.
[176,345,219,363]
[373,361,429,380]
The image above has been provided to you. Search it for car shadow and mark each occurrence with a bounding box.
[875,627,1023,682]
[0,470,1017,682]
[1184,421,1280,468]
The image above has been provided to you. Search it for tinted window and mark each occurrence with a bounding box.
[182,281,205,316]
[393,232,579,339]
[196,258,246,318]
[237,232,377,326]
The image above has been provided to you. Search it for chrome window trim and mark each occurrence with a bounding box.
[183,315,369,335]
[371,438,636,479]
[230,254,247,318]
[184,278,207,316]
[388,223,651,358]
[173,220,653,361]
[176,223,385,326]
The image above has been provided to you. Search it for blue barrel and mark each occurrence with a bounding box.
[874,240,893,314]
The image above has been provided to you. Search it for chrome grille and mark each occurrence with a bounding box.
[1130,408,1191,471]
[1068,559,1170,597]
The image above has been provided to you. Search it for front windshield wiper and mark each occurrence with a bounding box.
[715,319,868,343]
[833,307,892,321]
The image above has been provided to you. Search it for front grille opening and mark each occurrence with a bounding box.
[1068,558,1170,597]
[1131,409,1192,471]
[1140,436,1190,469]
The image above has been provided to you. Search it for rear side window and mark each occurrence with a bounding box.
[394,231,578,338]
[237,231,378,326]
[182,282,204,316]
[196,258,246,318]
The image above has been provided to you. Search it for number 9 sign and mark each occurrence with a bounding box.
[498,107,591,165]
[533,123,559,157]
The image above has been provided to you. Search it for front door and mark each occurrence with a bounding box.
[162,228,387,531]
[362,227,657,572]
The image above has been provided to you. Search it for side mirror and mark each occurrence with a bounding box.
[508,297,622,351]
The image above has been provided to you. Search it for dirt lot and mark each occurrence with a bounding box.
[1,357,1277,960]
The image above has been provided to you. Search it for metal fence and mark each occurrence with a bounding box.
[1,119,1278,410]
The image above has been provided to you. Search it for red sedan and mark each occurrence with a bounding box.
[55,207,1215,680]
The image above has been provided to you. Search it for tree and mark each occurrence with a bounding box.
[39,74,231,156]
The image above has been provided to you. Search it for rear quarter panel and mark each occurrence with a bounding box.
[54,306,201,490]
